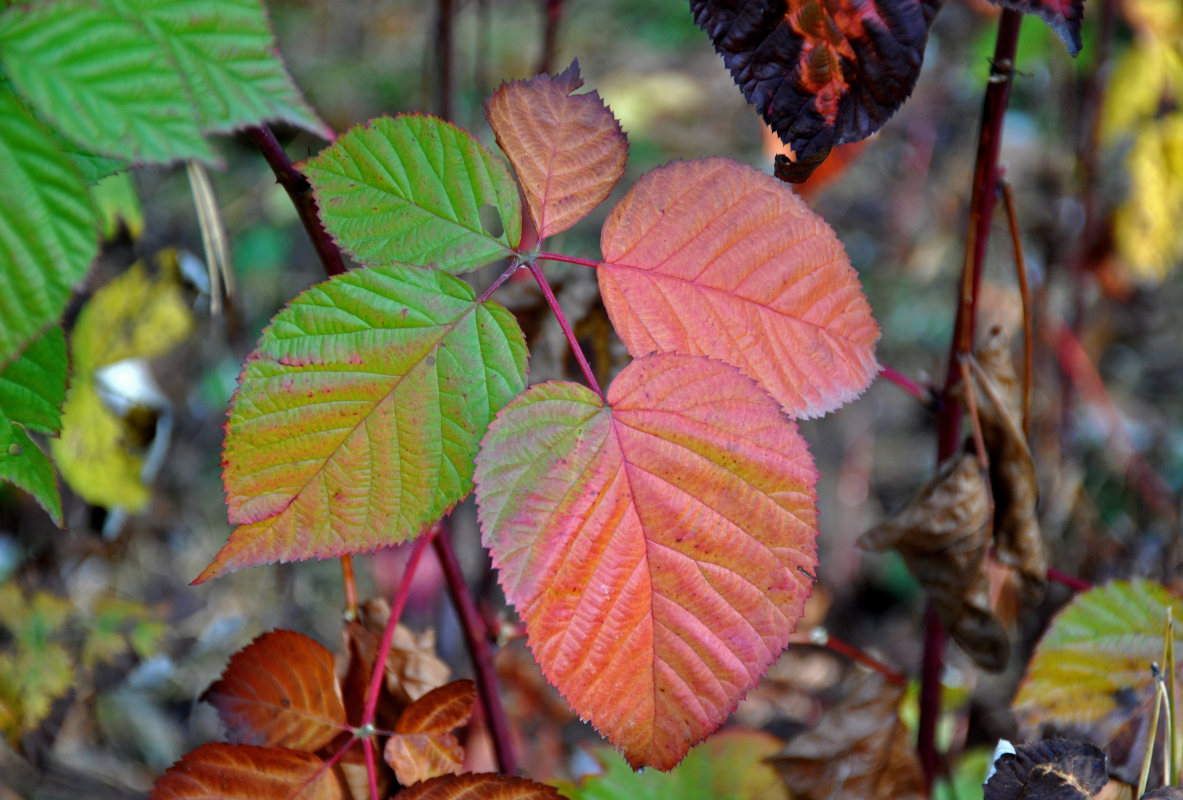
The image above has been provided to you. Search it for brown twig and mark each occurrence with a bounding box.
[435,0,454,121]
[538,0,563,75]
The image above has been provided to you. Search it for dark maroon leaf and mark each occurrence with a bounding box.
[1142,789,1183,799]
[688,0,942,180]
[984,739,1108,800]
[987,0,1084,56]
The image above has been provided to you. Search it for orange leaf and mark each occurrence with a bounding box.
[393,773,562,800]
[475,353,818,770]
[599,158,878,419]
[384,732,465,786]
[150,743,343,800]
[395,680,477,734]
[202,630,347,751]
[485,61,627,241]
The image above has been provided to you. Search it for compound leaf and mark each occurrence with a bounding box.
[475,353,818,770]
[599,158,878,419]
[203,264,527,581]
[149,743,343,800]
[301,115,522,273]
[0,86,97,369]
[202,630,347,752]
[485,61,627,241]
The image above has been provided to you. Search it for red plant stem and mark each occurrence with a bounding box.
[341,554,359,621]
[538,0,563,75]
[1047,566,1091,593]
[433,528,520,775]
[435,0,454,122]
[478,260,525,304]
[923,10,1023,791]
[362,530,436,727]
[538,250,601,269]
[1000,181,1034,439]
[246,125,346,277]
[364,736,380,800]
[790,630,908,687]
[879,364,931,404]
[527,260,604,397]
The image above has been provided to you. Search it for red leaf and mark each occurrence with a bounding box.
[150,743,343,800]
[485,61,627,241]
[599,158,878,419]
[475,353,818,770]
[202,631,347,751]
[688,0,941,180]
[384,732,465,786]
[393,773,562,800]
[395,680,477,734]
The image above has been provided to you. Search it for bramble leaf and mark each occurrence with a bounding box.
[393,773,563,800]
[599,158,878,419]
[1013,579,1183,784]
[394,680,477,735]
[202,630,347,751]
[149,743,343,800]
[475,353,818,770]
[0,86,97,369]
[0,326,66,524]
[688,0,941,180]
[301,115,522,273]
[385,680,476,784]
[988,0,1085,55]
[204,265,527,581]
[485,61,627,241]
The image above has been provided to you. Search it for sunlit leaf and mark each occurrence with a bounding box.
[1101,38,1183,141]
[560,729,789,800]
[0,584,74,748]
[485,61,627,241]
[475,353,818,770]
[860,453,1009,671]
[1113,114,1183,283]
[599,158,878,419]
[395,680,476,735]
[0,85,97,369]
[770,672,925,800]
[385,732,466,786]
[688,0,941,180]
[984,738,1108,800]
[203,265,527,581]
[1013,579,1183,785]
[202,630,347,751]
[0,326,66,524]
[393,773,563,800]
[301,115,522,273]
[149,743,343,800]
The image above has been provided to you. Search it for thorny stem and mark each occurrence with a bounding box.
[246,125,346,277]
[528,259,604,397]
[880,364,932,405]
[924,10,1023,791]
[433,527,520,775]
[1000,181,1034,439]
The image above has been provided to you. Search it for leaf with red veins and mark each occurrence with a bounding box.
[149,744,342,800]
[485,60,627,241]
[393,773,563,800]
[599,158,878,419]
[201,630,347,751]
[474,353,819,770]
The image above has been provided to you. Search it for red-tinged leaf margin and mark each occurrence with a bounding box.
[475,353,819,770]
[149,743,343,800]
[394,679,477,734]
[201,630,346,751]
[485,60,627,241]
[393,773,563,800]
[989,0,1085,56]
[599,157,879,419]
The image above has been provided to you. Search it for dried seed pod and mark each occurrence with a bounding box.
[860,452,1009,671]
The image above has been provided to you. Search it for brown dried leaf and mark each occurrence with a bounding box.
[971,327,1046,593]
[384,732,465,786]
[1142,789,1183,799]
[392,772,563,800]
[202,630,347,751]
[149,743,344,800]
[983,738,1108,800]
[395,680,477,735]
[860,452,1009,670]
[769,672,925,800]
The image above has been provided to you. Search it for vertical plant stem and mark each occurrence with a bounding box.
[538,0,562,75]
[435,0,454,122]
[246,125,346,277]
[433,528,520,775]
[923,10,1023,790]
[341,555,359,621]
[527,260,604,397]
[1000,181,1034,439]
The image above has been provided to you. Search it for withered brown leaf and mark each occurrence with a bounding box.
[970,326,1046,594]
[984,738,1108,800]
[860,452,1010,671]
[769,672,925,800]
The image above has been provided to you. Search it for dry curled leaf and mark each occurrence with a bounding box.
[970,327,1046,594]
[984,738,1108,800]
[769,672,924,800]
[860,452,1009,671]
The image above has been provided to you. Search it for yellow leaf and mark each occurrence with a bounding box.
[0,586,76,747]
[1114,114,1183,282]
[52,380,150,510]
[1123,0,1183,42]
[1101,39,1183,142]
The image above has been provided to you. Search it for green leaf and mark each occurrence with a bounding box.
[301,114,522,273]
[0,86,97,368]
[91,171,144,240]
[0,326,64,521]
[200,264,528,581]
[112,0,329,138]
[0,0,214,164]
